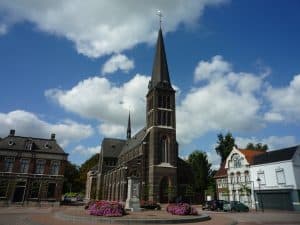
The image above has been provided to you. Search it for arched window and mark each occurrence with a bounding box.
[161,136,169,163]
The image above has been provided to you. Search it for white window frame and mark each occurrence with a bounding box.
[4,157,14,172]
[50,161,60,175]
[20,158,30,173]
[275,168,286,185]
[257,171,266,185]
[35,159,46,174]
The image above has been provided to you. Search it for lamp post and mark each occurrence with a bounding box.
[256,177,264,212]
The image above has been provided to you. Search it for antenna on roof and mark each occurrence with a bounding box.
[156,10,163,28]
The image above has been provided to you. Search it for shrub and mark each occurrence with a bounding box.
[89,200,125,217]
[166,203,198,216]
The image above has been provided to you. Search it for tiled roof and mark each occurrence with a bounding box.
[0,135,67,155]
[101,138,126,158]
[214,161,227,178]
[253,145,299,165]
[238,149,265,164]
[120,127,147,155]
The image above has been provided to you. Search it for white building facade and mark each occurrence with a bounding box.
[250,146,300,211]
[215,145,300,211]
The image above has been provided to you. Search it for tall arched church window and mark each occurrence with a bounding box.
[161,136,169,163]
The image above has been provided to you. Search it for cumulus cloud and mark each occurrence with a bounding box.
[177,55,264,144]
[73,145,100,156]
[236,135,297,151]
[265,74,300,121]
[102,54,134,75]
[0,0,227,58]
[45,74,149,137]
[0,110,94,148]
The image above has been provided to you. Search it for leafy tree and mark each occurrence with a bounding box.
[78,153,100,189]
[63,161,81,193]
[187,150,212,203]
[246,143,268,151]
[215,132,235,163]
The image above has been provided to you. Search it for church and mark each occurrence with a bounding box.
[86,28,193,203]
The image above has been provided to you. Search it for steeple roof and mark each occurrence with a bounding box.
[127,111,131,139]
[148,28,173,90]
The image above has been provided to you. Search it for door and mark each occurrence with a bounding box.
[13,187,25,202]
[257,191,293,210]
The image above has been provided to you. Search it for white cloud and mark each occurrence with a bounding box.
[236,136,297,151]
[206,150,221,170]
[102,54,134,75]
[0,110,94,148]
[46,74,149,137]
[0,0,227,58]
[265,74,300,121]
[73,145,100,156]
[177,55,264,144]
[194,55,231,82]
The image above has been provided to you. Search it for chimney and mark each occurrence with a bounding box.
[51,133,56,140]
[9,129,15,136]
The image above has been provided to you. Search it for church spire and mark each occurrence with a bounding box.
[127,111,131,139]
[148,28,173,90]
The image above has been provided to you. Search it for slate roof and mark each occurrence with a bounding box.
[238,149,265,164]
[0,135,67,155]
[101,138,126,158]
[120,127,147,155]
[214,161,227,178]
[148,28,173,91]
[252,145,299,165]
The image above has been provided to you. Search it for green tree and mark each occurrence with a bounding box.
[215,132,235,163]
[188,150,212,203]
[78,153,100,189]
[246,143,268,151]
[63,161,81,193]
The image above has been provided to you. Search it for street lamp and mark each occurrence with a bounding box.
[256,177,264,212]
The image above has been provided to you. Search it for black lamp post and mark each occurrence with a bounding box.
[256,177,264,212]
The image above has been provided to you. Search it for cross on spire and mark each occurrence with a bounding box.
[156,10,163,28]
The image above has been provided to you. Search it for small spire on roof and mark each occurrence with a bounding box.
[127,111,131,139]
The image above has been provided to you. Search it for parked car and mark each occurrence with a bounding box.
[223,201,249,212]
[202,200,229,211]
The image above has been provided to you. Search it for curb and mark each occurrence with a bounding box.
[54,211,211,224]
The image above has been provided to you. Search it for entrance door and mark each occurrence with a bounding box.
[13,187,25,202]
[159,177,169,203]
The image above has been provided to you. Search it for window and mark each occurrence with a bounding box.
[25,140,33,150]
[236,172,241,183]
[161,136,169,163]
[276,168,286,184]
[230,173,234,184]
[4,157,14,172]
[0,179,9,197]
[30,181,40,198]
[20,159,30,173]
[257,171,266,185]
[50,161,60,175]
[47,183,56,198]
[35,160,46,174]
[244,171,250,182]
[232,154,242,168]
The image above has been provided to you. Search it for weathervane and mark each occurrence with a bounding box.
[156,10,163,28]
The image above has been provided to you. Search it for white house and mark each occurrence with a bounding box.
[251,145,300,211]
[224,147,264,209]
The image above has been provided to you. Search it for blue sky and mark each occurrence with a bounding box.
[1,0,300,167]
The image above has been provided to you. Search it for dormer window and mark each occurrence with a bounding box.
[44,142,50,149]
[8,140,14,146]
[25,139,33,150]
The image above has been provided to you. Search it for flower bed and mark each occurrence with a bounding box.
[88,200,125,217]
[166,203,198,215]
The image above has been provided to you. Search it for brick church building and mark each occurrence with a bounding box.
[86,28,193,203]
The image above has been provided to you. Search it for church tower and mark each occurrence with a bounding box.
[146,28,178,202]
